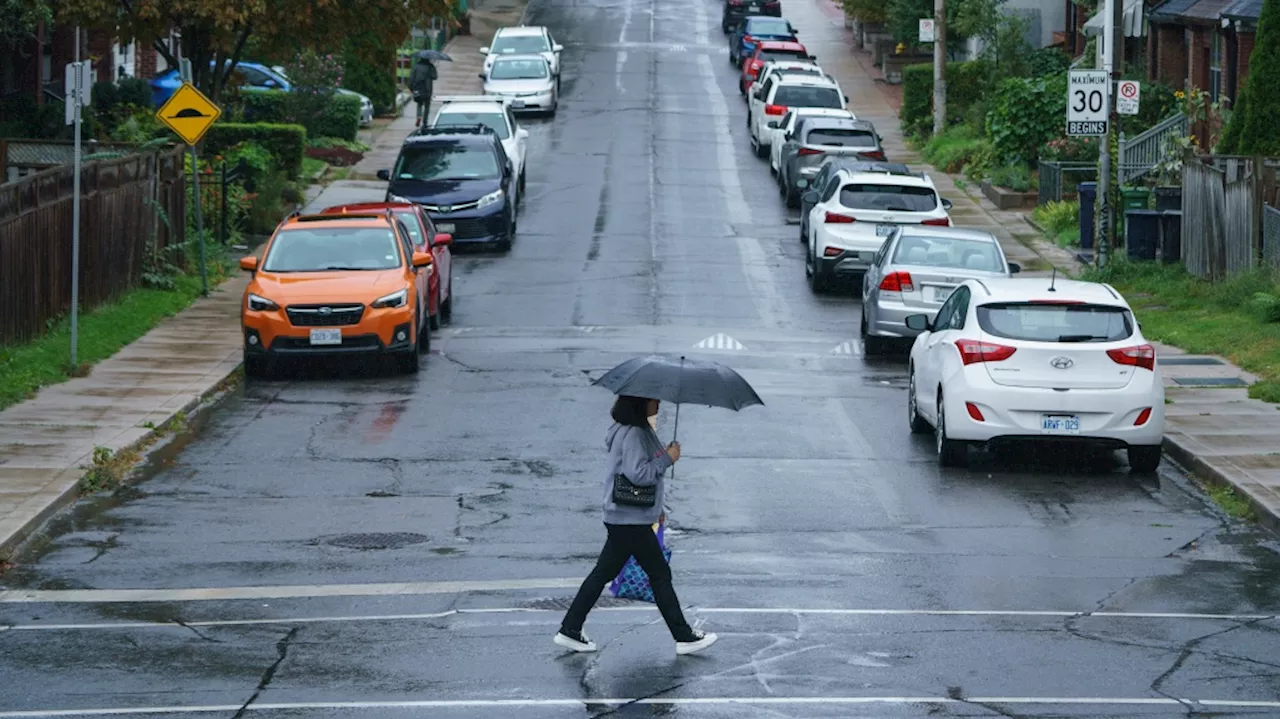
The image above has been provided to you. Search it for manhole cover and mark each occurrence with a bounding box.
[521,596,640,610]
[1161,357,1225,366]
[318,533,430,550]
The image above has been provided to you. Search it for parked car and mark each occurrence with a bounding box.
[431,96,529,196]
[803,165,953,293]
[739,40,814,96]
[479,54,558,115]
[271,65,375,126]
[729,16,798,67]
[860,226,1019,355]
[378,126,519,251]
[747,74,844,157]
[722,0,782,33]
[238,211,433,377]
[776,118,884,207]
[151,61,375,127]
[768,107,856,177]
[481,26,564,83]
[747,61,839,138]
[905,277,1164,473]
[321,202,455,331]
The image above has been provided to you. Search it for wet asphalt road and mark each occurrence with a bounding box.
[4,0,1280,716]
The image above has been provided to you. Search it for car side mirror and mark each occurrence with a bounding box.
[941,198,953,210]
[1009,262,1022,274]
[376,169,390,181]
[478,72,486,79]
[808,54,817,60]
[411,251,433,268]
[239,256,259,272]
[480,47,490,54]
[905,314,930,331]
[844,94,849,103]
[802,190,818,204]
[767,120,779,128]
[553,44,564,52]
[517,127,529,138]
[433,233,453,247]
[262,79,278,88]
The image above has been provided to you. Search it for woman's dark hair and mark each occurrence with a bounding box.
[611,395,652,428]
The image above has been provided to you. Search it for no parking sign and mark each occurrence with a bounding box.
[1117,80,1140,116]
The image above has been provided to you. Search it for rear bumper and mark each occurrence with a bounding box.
[816,249,878,277]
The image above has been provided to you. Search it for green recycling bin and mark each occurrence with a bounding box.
[1117,187,1152,237]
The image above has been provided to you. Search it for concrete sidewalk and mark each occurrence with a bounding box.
[0,33,490,559]
[794,0,1280,532]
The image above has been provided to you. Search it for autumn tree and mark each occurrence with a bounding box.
[56,0,455,101]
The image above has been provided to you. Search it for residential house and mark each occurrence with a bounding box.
[1075,0,1151,70]
[1,23,113,117]
[963,1,1069,58]
[1146,0,1261,107]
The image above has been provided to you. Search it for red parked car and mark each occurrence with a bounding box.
[321,202,455,330]
[739,40,813,96]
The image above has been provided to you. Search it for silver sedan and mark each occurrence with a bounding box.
[860,226,1021,355]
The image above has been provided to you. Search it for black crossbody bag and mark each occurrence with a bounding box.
[612,472,656,507]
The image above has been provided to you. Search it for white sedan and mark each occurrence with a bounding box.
[905,277,1165,473]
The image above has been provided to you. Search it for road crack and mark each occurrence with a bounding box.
[1149,617,1273,713]
[231,626,299,719]
[172,618,221,643]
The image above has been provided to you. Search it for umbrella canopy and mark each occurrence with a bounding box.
[593,355,763,411]
[416,49,453,62]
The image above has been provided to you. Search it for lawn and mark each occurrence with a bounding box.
[1082,261,1280,403]
[0,272,213,412]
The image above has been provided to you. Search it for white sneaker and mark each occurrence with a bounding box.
[553,630,597,652]
[676,630,718,655]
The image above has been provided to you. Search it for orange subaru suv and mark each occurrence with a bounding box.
[238,211,434,378]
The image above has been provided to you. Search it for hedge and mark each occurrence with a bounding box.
[900,60,989,138]
[236,90,362,141]
[985,73,1068,165]
[203,123,307,179]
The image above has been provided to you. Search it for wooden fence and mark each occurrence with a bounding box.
[0,145,187,344]
[1180,155,1280,280]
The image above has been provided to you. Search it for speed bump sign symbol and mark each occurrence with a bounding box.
[156,82,221,145]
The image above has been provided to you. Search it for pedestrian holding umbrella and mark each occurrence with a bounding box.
[409,50,451,126]
[553,354,762,657]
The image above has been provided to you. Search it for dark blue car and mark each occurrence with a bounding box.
[149,61,289,107]
[378,127,519,251]
[729,16,797,67]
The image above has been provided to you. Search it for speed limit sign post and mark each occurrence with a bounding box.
[1067,70,1109,136]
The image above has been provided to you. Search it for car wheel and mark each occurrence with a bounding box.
[418,301,431,354]
[936,394,968,467]
[784,182,799,208]
[519,171,526,198]
[908,369,930,434]
[808,244,827,293]
[860,310,886,356]
[243,353,269,380]
[754,139,768,159]
[1127,445,1162,474]
[498,217,514,252]
[728,49,737,66]
[441,277,454,325]
[739,78,746,95]
[429,287,441,330]
[799,216,808,244]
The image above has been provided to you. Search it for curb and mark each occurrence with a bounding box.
[1162,434,1279,535]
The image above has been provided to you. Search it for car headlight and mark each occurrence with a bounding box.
[476,189,505,210]
[247,293,279,311]
[387,193,413,204]
[372,289,409,309]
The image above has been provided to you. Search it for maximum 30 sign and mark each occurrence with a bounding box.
[1067,70,1109,136]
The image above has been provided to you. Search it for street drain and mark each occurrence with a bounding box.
[521,596,640,610]
[318,532,430,550]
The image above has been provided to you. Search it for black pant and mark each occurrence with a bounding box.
[561,523,695,641]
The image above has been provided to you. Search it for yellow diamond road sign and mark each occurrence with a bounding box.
[156,82,221,145]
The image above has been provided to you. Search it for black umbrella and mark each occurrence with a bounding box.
[593,355,763,441]
[416,49,453,62]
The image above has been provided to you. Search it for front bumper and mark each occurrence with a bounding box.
[488,90,555,112]
[243,308,416,357]
[426,204,511,245]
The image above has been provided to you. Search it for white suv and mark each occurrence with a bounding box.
[481,26,564,81]
[803,167,952,292]
[430,96,529,200]
[905,277,1165,473]
[748,75,845,158]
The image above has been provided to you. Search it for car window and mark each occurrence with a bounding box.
[435,110,511,139]
[804,127,877,147]
[396,212,427,249]
[395,220,415,258]
[893,235,1003,272]
[772,85,842,108]
[977,302,1134,343]
[749,18,792,35]
[821,174,841,201]
[934,287,969,330]
[506,107,518,131]
[490,58,548,79]
[493,34,550,53]
[952,288,971,329]
[394,143,500,181]
[263,227,402,272]
[234,65,272,86]
[839,183,938,212]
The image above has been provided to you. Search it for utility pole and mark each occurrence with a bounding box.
[70,27,83,369]
[932,0,947,135]
[1095,0,1116,267]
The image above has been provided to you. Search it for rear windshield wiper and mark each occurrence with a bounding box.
[884,206,913,212]
[1056,334,1109,342]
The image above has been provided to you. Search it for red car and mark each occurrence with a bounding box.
[739,40,813,96]
[321,202,455,330]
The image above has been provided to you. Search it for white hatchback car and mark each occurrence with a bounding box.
[904,277,1165,473]
[803,167,953,292]
[481,26,564,82]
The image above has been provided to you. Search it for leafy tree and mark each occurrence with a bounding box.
[886,0,969,54]
[56,0,454,102]
[843,0,888,24]
[0,0,52,51]
[1222,0,1280,155]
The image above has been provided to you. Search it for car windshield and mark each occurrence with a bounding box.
[893,235,1003,272]
[263,227,402,272]
[490,58,548,80]
[435,111,510,139]
[839,183,938,212]
[760,50,811,63]
[773,85,841,108]
[804,128,875,147]
[493,35,550,53]
[748,19,792,35]
[394,143,500,181]
[977,303,1134,343]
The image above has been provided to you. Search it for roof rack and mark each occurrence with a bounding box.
[290,210,397,225]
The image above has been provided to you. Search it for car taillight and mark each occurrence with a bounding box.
[878,271,914,293]
[743,35,756,44]
[729,0,743,5]
[921,217,951,226]
[965,402,985,421]
[955,339,1017,365]
[764,0,780,7]
[1107,344,1156,371]
[764,103,786,115]
[750,60,764,72]
[824,212,855,223]
[823,247,842,257]
[798,147,823,156]
[861,150,886,160]
[1134,407,1153,426]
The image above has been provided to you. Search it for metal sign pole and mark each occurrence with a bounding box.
[70,28,82,369]
[180,59,209,295]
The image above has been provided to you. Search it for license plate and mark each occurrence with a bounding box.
[309,328,341,346]
[1041,415,1080,434]
[747,4,761,10]
[512,99,526,108]
[876,223,896,237]
[436,223,455,234]
[932,287,953,302]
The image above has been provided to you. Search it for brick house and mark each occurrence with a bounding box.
[0,23,115,114]
[1146,0,1261,107]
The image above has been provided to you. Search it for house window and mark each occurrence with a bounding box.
[1210,31,1222,101]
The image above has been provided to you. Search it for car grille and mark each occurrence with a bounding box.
[286,304,365,327]
[448,217,505,239]
[421,200,480,213]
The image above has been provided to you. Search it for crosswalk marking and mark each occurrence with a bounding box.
[831,340,863,356]
[694,333,746,350]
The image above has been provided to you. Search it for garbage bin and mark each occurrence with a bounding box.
[1154,186,1182,212]
[1118,187,1152,238]
[1125,209,1161,261]
[1078,182,1097,250]
[1160,210,1182,264]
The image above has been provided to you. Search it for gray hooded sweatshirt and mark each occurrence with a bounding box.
[602,422,674,525]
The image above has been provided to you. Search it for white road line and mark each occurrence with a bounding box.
[6,606,1273,632]
[3,696,1280,716]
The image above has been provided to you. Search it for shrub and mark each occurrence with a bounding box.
[900,60,989,138]
[311,93,362,141]
[1248,292,1280,323]
[240,91,288,123]
[235,89,360,141]
[204,123,307,179]
[1032,200,1080,246]
[986,73,1067,165]
[343,35,399,115]
[987,164,1036,192]
[921,123,991,173]
[1027,47,1070,78]
[1040,135,1101,163]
